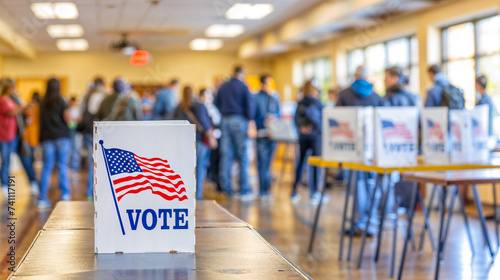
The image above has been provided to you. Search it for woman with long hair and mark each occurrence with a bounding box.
[173,86,215,200]
[38,78,72,209]
[292,80,323,204]
[0,78,32,200]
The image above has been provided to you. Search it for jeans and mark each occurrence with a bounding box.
[12,138,37,183]
[69,130,81,171]
[292,136,321,198]
[256,139,276,196]
[40,138,71,201]
[196,142,211,200]
[84,134,94,198]
[0,138,17,188]
[219,116,250,195]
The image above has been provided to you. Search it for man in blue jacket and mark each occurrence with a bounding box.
[337,65,383,235]
[425,64,450,107]
[383,66,417,106]
[475,75,498,136]
[253,75,280,200]
[215,66,255,201]
[153,79,179,119]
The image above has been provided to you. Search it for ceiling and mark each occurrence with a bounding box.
[0,0,324,53]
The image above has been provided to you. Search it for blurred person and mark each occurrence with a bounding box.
[215,66,255,201]
[153,79,179,119]
[337,66,383,235]
[38,78,72,209]
[292,80,323,204]
[172,86,215,200]
[141,89,155,120]
[68,96,82,176]
[79,77,108,200]
[97,78,142,121]
[475,75,498,137]
[23,91,42,162]
[383,66,417,106]
[0,79,33,200]
[425,64,464,108]
[201,88,223,192]
[4,78,39,196]
[325,87,341,108]
[253,75,280,200]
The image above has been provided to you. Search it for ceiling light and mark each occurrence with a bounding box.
[189,39,223,51]
[205,24,245,37]
[31,2,79,19]
[47,25,84,38]
[225,3,274,20]
[56,39,88,51]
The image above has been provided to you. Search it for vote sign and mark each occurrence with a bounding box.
[94,121,196,253]
[421,108,448,164]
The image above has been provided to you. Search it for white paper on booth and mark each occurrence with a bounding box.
[374,107,418,167]
[322,107,363,162]
[362,107,374,162]
[449,110,472,164]
[94,121,196,254]
[469,104,489,163]
[421,107,449,164]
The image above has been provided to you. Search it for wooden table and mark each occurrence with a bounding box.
[9,201,311,280]
[401,169,500,280]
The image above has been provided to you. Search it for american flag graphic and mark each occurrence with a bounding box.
[381,120,413,141]
[451,122,461,141]
[102,147,187,202]
[329,119,354,140]
[427,119,444,141]
[472,118,485,136]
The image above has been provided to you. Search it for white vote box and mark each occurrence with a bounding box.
[94,121,196,254]
[421,108,449,164]
[469,104,489,163]
[374,107,418,167]
[363,107,374,162]
[322,107,364,162]
[449,110,473,164]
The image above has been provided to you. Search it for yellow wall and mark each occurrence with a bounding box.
[3,51,272,98]
[0,54,3,77]
[270,0,499,100]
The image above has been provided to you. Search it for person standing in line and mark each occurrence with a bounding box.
[141,89,156,121]
[68,96,82,179]
[215,66,255,201]
[253,75,280,200]
[475,75,498,137]
[325,87,341,108]
[336,65,383,235]
[172,86,215,200]
[424,64,464,108]
[383,66,418,107]
[97,78,142,121]
[24,91,42,175]
[153,79,179,120]
[291,80,323,204]
[79,77,108,200]
[38,78,72,209]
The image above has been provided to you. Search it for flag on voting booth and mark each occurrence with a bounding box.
[374,107,418,167]
[322,107,364,162]
[449,109,473,164]
[94,121,196,254]
[421,107,448,164]
[470,104,489,163]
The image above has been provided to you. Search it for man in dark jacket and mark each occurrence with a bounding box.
[475,75,498,136]
[425,64,450,107]
[383,66,417,106]
[337,65,383,235]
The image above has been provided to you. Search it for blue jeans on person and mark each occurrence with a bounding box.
[219,116,250,196]
[84,134,93,198]
[256,138,276,196]
[40,138,71,201]
[196,141,211,200]
[11,138,37,184]
[292,136,321,198]
[69,130,81,171]
[0,138,17,188]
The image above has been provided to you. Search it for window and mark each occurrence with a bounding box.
[443,15,500,138]
[347,36,419,95]
[292,57,333,101]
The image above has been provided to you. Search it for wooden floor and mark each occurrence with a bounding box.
[2,160,500,279]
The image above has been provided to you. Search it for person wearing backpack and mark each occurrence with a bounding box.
[425,64,465,109]
[78,77,108,200]
[383,66,418,107]
[291,80,323,204]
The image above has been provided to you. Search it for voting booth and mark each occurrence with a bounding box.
[450,105,489,163]
[374,107,419,167]
[94,121,196,254]
[422,107,449,164]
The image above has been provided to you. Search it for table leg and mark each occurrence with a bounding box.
[441,185,458,260]
[357,174,382,269]
[457,190,475,255]
[493,183,499,248]
[375,174,390,262]
[419,184,437,251]
[339,170,354,260]
[307,167,329,256]
[390,185,398,278]
[472,184,494,257]
[397,182,418,280]
[347,171,359,261]
[434,186,447,280]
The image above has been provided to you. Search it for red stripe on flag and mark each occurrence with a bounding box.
[117,185,188,201]
[113,173,185,189]
[114,179,186,194]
